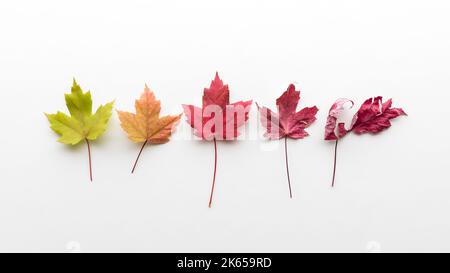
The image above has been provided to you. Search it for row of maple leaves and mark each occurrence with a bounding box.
[46,73,406,207]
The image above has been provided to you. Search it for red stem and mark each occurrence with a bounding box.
[332,139,338,187]
[85,139,93,182]
[132,140,148,174]
[284,136,293,199]
[208,138,218,208]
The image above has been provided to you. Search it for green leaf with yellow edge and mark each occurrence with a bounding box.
[45,79,114,181]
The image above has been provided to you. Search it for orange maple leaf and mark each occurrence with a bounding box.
[117,85,182,173]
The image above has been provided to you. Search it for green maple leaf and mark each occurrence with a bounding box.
[45,79,114,181]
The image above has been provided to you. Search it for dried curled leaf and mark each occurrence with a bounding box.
[324,96,407,187]
[324,98,354,141]
[351,97,407,134]
[324,96,406,140]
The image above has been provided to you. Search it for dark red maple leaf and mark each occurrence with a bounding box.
[351,97,407,134]
[182,72,252,207]
[257,84,318,198]
[325,96,407,187]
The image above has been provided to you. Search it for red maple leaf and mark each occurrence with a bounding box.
[257,84,318,198]
[325,96,407,187]
[351,97,407,134]
[182,72,252,207]
[183,72,252,141]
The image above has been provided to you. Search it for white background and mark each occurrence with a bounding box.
[0,0,449,253]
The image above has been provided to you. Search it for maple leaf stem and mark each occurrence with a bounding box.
[208,138,218,208]
[332,139,338,187]
[85,139,93,182]
[284,136,293,199]
[132,140,148,174]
